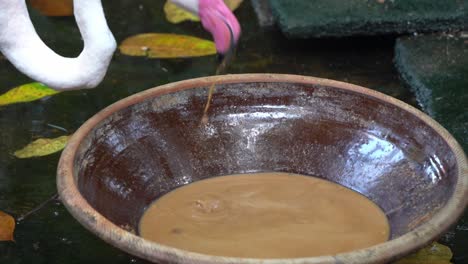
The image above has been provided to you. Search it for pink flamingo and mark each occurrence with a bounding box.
[0,0,240,90]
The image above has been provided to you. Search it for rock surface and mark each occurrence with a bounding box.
[395,33,468,151]
[269,0,468,38]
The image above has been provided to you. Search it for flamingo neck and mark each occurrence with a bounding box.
[0,0,116,90]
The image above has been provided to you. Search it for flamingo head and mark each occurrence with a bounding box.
[171,0,241,55]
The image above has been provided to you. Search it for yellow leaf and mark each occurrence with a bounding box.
[0,83,60,106]
[164,0,243,24]
[29,0,74,17]
[224,0,244,11]
[14,135,70,159]
[164,1,200,23]
[119,33,216,58]
[395,242,453,264]
[0,210,15,241]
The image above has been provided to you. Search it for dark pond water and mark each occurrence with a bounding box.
[0,1,466,263]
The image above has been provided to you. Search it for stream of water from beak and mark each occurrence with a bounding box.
[201,23,237,124]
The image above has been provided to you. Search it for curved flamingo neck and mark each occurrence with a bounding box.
[0,0,116,90]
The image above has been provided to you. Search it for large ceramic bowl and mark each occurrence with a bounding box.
[57,74,467,264]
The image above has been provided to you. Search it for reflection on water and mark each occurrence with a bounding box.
[228,111,298,120]
[345,128,447,193]
[425,154,445,184]
[345,130,404,193]
[355,132,404,162]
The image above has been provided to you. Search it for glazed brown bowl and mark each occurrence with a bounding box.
[57,74,468,264]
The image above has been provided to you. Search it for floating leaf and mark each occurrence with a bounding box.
[224,0,244,11]
[0,83,60,106]
[119,33,216,58]
[14,135,70,158]
[29,0,74,17]
[0,210,15,241]
[164,0,243,24]
[395,242,453,264]
[163,1,200,23]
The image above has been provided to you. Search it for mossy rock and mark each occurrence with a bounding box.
[269,0,468,38]
[395,33,468,151]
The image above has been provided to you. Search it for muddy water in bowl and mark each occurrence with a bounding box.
[139,172,390,258]
[60,75,467,264]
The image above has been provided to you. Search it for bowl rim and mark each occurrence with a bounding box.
[57,73,468,264]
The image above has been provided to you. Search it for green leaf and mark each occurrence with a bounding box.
[0,210,15,241]
[0,83,60,106]
[164,0,244,24]
[14,135,70,158]
[395,242,453,264]
[119,33,216,58]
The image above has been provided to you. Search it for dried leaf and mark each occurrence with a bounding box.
[395,242,453,264]
[0,210,15,241]
[0,83,60,106]
[29,0,74,17]
[14,135,70,158]
[119,33,216,58]
[164,0,243,24]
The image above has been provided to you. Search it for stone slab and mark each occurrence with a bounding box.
[395,33,468,151]
[269,0,468,38]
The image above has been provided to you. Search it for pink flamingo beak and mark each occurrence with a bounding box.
[198,0,241,54]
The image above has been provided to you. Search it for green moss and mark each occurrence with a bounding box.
[395,33,468,151]
[269,0,468,38]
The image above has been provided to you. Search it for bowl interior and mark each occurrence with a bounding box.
[73,80,458,240]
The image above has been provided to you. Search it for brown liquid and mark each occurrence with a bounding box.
[139,172,390,258]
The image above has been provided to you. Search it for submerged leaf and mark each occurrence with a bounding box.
[395,242,453,264]
[224,0,244,11]
[14,135,70,158]
[0,210,15,241]
[164,0,243,24]
[119,33,216,58]
[0,83,60,106]
[164,1,200,23]
[29,0,74,17]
